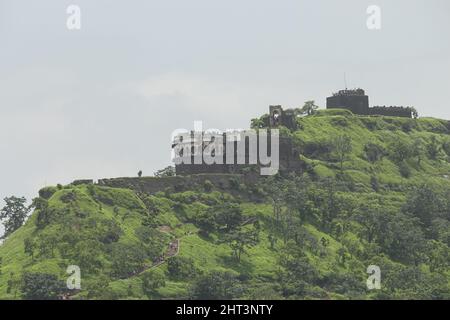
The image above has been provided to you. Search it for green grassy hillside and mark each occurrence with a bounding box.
[0,110,449,300]
[295,110,450,187]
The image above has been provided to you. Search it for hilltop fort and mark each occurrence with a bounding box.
[326,88,417,118]
[171,88,418,176]
[73,88,423,185]
[171,107,304,176]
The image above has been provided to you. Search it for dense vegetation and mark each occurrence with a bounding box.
[0,109,449,300]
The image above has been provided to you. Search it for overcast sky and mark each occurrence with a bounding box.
[1,0,450,234]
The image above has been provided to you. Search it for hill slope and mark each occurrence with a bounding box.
[1,111,449,300]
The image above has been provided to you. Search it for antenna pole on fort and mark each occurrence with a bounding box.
[344,72,348,90]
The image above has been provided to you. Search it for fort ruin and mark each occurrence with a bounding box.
[171,107,304,176]
[326,88,417,118]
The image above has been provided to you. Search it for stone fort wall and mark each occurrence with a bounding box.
[94,174,261,197]
[326,89,414,118]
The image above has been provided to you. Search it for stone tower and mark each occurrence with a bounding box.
[268,105,297,130]
[326,88,369,114]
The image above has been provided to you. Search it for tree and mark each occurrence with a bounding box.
[387,214,426,265]
[427,136,441,160]
[426,240,449,272]
[398,161,412,178]
[213,203,243,232]
[135,227,165,260]
[403,185,444,229]
[267,174,313,230]
[196,210,217,234]
[380,263,447,299]
[189,271,244,299]
[411,138,426,165]
[7,272,20,297]
[388,140,413,163]
[31,197,50,229]
[154,166,176,178]
[0,196,30,239]
[331,135,353,170]
[282,256,318,284]
[318,178,344,229]
[337,247,348,265]
[142,271,166,297]
[268,234,277,249]
[139,194,161,216]
[442,139,450,157]
[250,117,265,129]
[354,202,391,243]
[70,240,104,273]
[223,228,259,262]
[430,218,450,246]
[98,219,122,244]
[283,175,310,225]
[24,238,36,260]
[167,256,197,279]
[21,272,64,300]
[85,275,110,299]
[265,177,285,222]
[31,197,48,211]
[321,272,365,298]
[278,243,319,296]
[111,242,147,278]
[138,170,143,177]
[364,142,385,163]
[301,100,319,116]
[410,107,419,119]
[35,230,59,258]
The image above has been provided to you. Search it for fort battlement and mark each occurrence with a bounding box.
[326,88,416,118]
[369,106,416,118]
[95,174,267,201]
[97,174,246,193]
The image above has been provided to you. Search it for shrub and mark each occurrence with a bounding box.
[192,210,217,234]
[330,116,349,127]
[189,271,244,300]
[203,180,214,192]
[142,270,166,296]
[360,118,383,130]
[364,143,386,163]
[21,273,64,300]
[110,242,147,278]
[135,227,165,260]
[442,139,450,156]
[154,166,176,178]
[427,136,442,160]
[229,177,241,190]
[370,176,380,192]
[303,139,334,160]
[399,162,412,178]
[167,256,197,279]
[60,191,77,204]
[38,187,58,200]
[388,140,413,163]
[401,120,417,133]
[315,109,353,117]
[99,220,122,244]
